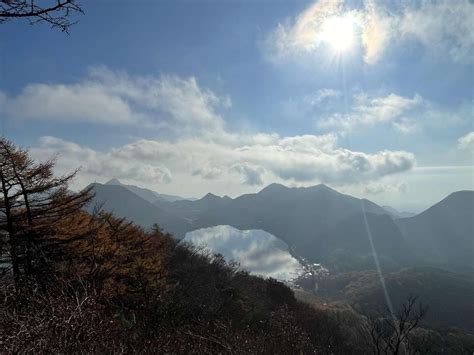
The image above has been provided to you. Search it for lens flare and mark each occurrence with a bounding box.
[360,201,394,315]
[320,15,356,53]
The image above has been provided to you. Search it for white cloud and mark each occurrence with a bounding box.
[458,132,474,150]
[399,0,474,63]
[31,131,415,193]
[15,68,416,194]
[319,93,423,131]
[31,136,173,188]
[361,0,395,64]
[183,225,304,281]
[2,82,139,125]
[1,67,227,132]
[392,118,418,134]
[192,164,224,180]
[264,0,346,61]
[304,88,341,105]
[231,163,265,186]
[362,181,407,196]
[352,165,474,212]
[264,0,474,65]
[88,67,226,130]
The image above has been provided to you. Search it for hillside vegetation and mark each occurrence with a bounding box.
[1,211,354,353]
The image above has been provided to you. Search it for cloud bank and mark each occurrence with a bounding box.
[30,132,415,193]
[3,68,415,194]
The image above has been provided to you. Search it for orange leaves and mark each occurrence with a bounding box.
[55,211,173,302]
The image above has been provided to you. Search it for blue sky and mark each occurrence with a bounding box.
[1,0,473,211]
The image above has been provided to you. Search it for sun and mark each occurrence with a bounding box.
[320,15,356,53]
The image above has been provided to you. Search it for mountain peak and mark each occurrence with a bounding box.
[446,190,474,199]
[417,190,474,217]
[106,178,122,185]
[258,183,288,194]
[309,183,336,192]
[201,192,221,201]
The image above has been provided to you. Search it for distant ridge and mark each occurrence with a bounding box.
[106,178,122,185]
[258,183,338,195]
[382,205,416,219]
[87,183,191,238]
[87,180,474,271]
[396,190,474,268]
[104,178,195,202]
[188,182,401,267]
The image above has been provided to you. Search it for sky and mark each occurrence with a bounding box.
[0,0,473,211]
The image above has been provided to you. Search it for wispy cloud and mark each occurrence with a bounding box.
[264,0,346,61]
[361,0,394,64]
[304,88,341,105]
[318,93,423,131]
[16,67,416,192]
[1,67,228,132]
[362,181,407,196]
[266,0,342,56]
[399,0,474,63]
[0,82,140,125]
[264,0,474,65]
[458,132,474,151]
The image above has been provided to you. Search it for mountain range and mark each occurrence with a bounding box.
[86,179,474,272]
[104,178,195,203]
[85,182,192,238]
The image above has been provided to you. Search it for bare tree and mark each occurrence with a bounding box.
[0,137,92,285]
[0,0,83,32]
[361,294,429,355]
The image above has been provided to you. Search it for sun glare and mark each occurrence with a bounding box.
[320,15,356,53]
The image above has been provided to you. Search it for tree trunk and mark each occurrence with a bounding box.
[0,170,19,286]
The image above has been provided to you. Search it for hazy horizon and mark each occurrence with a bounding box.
[88,174,473,213]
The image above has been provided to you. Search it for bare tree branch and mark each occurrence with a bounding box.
[0,0,83,32]
[363,294,429,355]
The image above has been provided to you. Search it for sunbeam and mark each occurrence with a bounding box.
[360,201,394,315]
